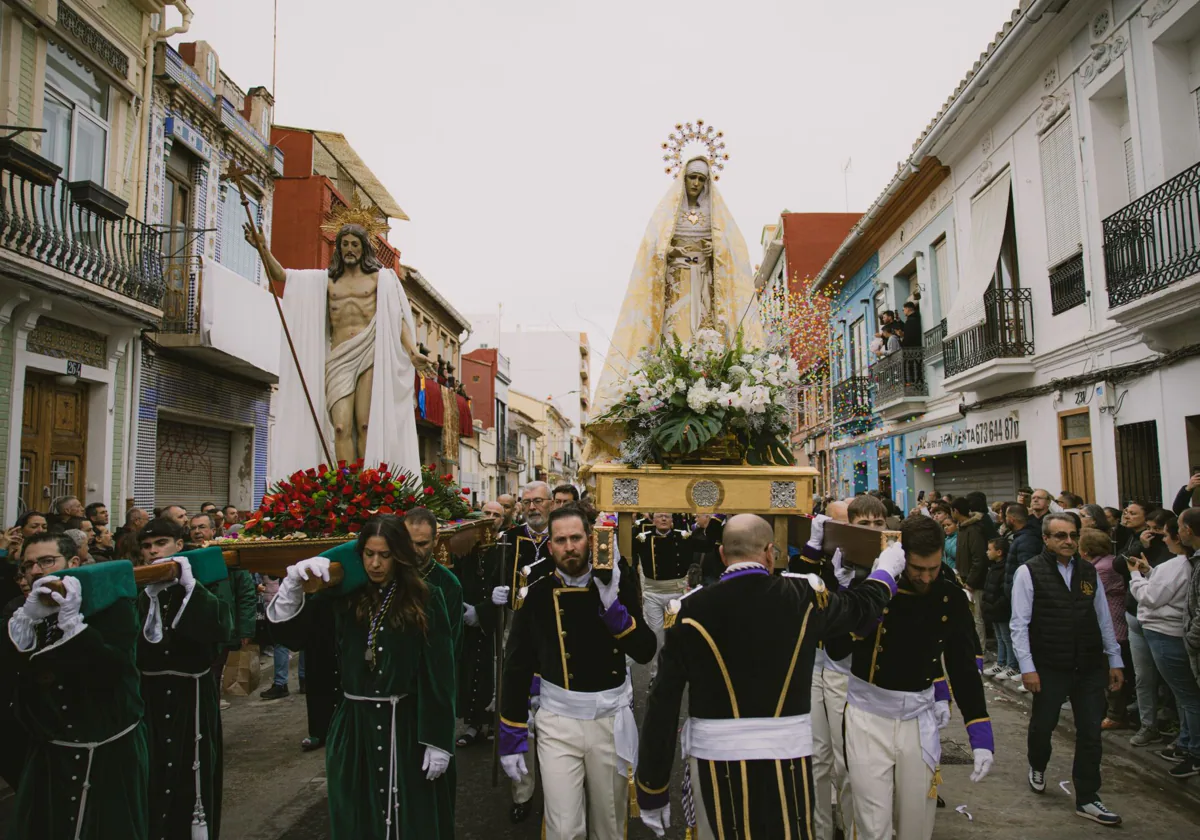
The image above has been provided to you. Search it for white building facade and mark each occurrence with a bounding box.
[817,0,1200,511]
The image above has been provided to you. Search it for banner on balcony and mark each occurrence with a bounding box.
[945,170,1012,339]
[904,408,1022,459]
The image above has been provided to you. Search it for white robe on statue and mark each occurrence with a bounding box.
[269,267,422,484]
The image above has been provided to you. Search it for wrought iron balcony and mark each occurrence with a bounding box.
[942,288,1034,379]
[1,169,164,307]
[1104,160,1200,308]
[872,348,928,405]
[1049,252,1086,314]
[831,375,871,425]
[923,318,946,361]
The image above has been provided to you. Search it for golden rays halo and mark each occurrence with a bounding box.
[661,119,730,180]
[320,195,390,239]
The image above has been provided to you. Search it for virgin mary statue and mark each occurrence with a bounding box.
[584,148,762,467]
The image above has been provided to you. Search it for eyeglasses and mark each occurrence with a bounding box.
[1048,531,1079,541]
[521,498,550,506]
[20,555,65,572]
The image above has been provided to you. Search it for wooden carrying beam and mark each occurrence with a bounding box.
[38,560,345,604]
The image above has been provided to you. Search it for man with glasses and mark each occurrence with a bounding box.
[1029,489,1056,526]
[1010,513,1125,826]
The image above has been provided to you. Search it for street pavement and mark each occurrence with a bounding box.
[4,651,1200,839]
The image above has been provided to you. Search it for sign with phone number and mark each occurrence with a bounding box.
[905,410,1022,459]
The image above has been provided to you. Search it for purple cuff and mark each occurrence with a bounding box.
[529,675,541,697]
[975,655,984,674]
[636,782,670,812]
[966,719,995,753]
[499,721,528,756]
[600,600,633,636]
[800,542,823,562]
[933,678,951,704]
[867,569,899,595]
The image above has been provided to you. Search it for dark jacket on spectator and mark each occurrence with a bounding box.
[1114,530,1173,617]
[982,553,1010,624]
[956,513,989,590]
[900,308,923,348]
[1172,484,1198,516]
[1005,520,1043,598]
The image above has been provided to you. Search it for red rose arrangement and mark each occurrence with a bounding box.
[242,461,471,537]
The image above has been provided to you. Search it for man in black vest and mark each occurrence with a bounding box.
[1010,513,1125,826]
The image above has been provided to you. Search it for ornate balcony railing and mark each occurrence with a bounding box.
[1049,252,1086,314]
[872,348,928,404]
[942,288,1034,378]
[831,375,871,425]
[1103,160,1200,307]
[923,318,946,361]
[0,170,164,307]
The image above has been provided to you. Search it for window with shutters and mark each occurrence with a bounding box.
[1039,116,1082,266]
[1121,127,1137,202]
[931,235,951,319]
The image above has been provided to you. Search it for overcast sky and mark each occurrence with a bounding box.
[171,0,1017,383]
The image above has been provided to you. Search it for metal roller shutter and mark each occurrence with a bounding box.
[926,444,1029,504]
[155,419,232,514]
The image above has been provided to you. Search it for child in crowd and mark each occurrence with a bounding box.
[983,537,1018,680]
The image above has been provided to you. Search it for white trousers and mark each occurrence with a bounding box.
[811,667,853,840]
[845,704,936,840]
[642,577,685,680]
[536,709,628,840]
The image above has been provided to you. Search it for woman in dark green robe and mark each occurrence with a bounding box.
[269,515,456,840]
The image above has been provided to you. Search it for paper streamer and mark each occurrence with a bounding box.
[955,805,973,821]
[1059,780,1072,794]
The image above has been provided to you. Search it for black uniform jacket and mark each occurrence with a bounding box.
[500,558,655,728]
[488,524,551,610]
[848,565,988,727]
[637,565,895,802]
[633,529,693,581]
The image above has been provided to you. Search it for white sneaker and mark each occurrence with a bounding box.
[1009,669,1025,682]
[1028,767,1046,793]
[1016,683,1029,693]
[983,664,1004,677]
[1076,800,1121,826]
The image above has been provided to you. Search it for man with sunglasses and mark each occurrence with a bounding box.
[1010,513,1125,826]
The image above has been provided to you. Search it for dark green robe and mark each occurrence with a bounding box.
[138,583,233,840]
[213,569,257,649]
[272,585,457,840]
[448,548,497,729]
[9,598,149,840]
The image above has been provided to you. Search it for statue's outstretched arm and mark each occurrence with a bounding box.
[244,222,287,289]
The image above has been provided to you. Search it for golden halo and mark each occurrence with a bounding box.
[320,195,390,239]
[660,119,730,180]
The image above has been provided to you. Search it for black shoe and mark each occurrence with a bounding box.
[1168,757,1200,779]
[1157,746,1187,763]
[261,684,289,700]
[510,801,532,824]
[936,795,945,808]
[297,678,306,694]
[300,736,323,752]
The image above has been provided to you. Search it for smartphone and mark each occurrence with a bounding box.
[917,490,926,501]
[1192,466,1200,505]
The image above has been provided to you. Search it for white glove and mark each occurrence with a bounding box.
[831,548,853,589]
[933,699,951,729]
[491,585,511,606]
[500,753,528,782]
[145,556,194,598]
[807,514,829,550]
[52,576,84,634]
[286,557,332,586]
[970,748,994,782]
[421,745,451,780]
[640,804,671,838]
[464,604,479,627]
[20,584,60,622]
[595,562,622,610]
[872,541,906,579]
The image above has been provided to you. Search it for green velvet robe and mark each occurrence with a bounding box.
[9,598,149,840]
[212,569,257,649]
[137,583,234,840]
[272,585,457,840]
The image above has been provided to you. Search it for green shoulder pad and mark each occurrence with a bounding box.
[55,560,137,617]
[315,540,365,598]
[176,546,230,586]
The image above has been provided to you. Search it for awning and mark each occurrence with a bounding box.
[945,170,1011,339]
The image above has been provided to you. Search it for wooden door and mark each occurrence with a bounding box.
[1058,408,1095,504]
[20,373,88,513]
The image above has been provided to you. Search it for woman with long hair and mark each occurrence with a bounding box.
[268,514,455,839]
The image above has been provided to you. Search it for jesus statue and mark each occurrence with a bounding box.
[246,220,430,481]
